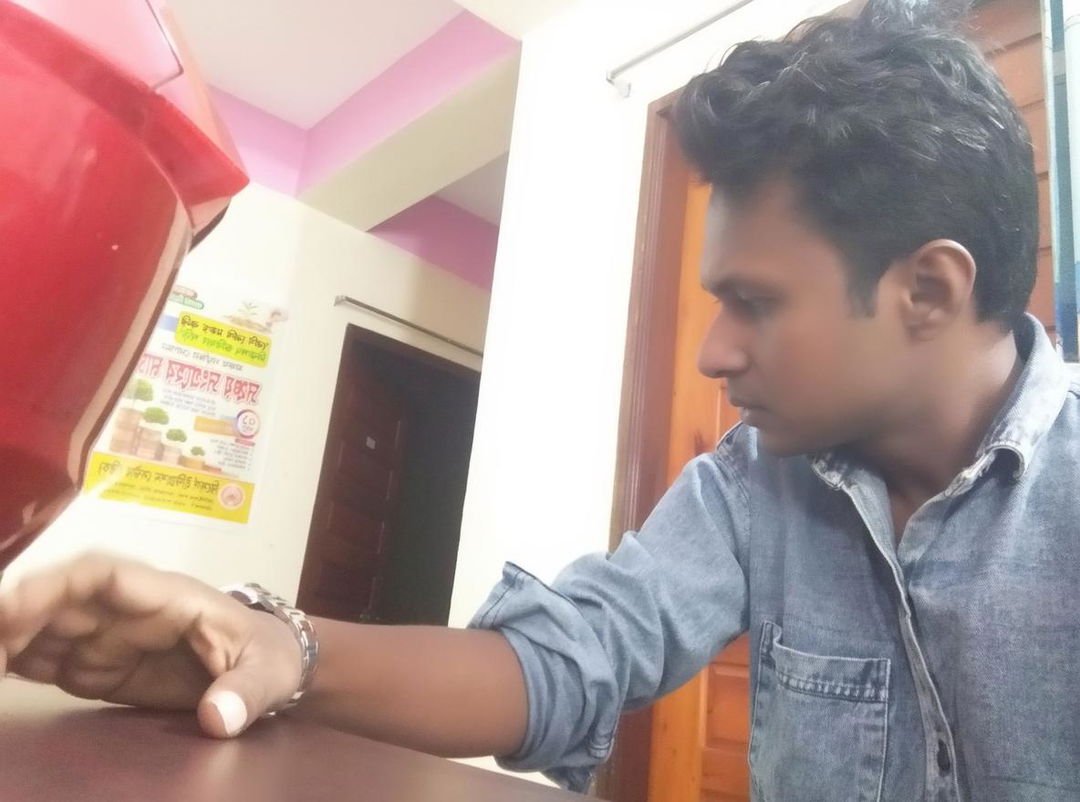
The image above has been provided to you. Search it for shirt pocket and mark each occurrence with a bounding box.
[748,621,890,802]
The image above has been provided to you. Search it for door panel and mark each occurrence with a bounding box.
[324,501,386,550]
[298,344,406,622]
[649,176,750,802]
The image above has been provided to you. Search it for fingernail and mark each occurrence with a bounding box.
[210,691,248,737]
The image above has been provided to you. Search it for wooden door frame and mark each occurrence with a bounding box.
[343,324,481,383]
[595,87,687,802]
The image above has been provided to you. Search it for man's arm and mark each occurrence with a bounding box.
[293,618,527,757]
[0,436,751,793]
[0,553,527,757]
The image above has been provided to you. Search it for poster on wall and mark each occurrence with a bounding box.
[82,283,288,524]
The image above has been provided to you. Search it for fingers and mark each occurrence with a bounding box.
[4,582,186,693]
[0,560,97,663]
[7,623,138,699]
[0,553,246,711]
[6,626,86,684]
[0,553,301,738]
[0,553,201,663]
[4,604,111,683]
[0,553,126,656]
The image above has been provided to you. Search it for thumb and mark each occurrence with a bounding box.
[197,666,276,738]
[194,606,304,738]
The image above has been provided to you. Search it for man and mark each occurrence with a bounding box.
[2,1,1075,798]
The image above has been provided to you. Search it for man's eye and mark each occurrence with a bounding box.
[712,291,777,317]
[734,294,774,315]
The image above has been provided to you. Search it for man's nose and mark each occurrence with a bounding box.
[697,310,750,379]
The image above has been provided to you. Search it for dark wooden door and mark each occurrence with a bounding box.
[297,343,407,622]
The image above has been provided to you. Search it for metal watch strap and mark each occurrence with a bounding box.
[220,582,319,710]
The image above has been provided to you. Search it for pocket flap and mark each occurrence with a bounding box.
[761,621,890,703]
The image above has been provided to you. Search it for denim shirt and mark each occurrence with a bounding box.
[469,314,1080,800]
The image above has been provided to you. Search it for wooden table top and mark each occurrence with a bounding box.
[0,679,585,801]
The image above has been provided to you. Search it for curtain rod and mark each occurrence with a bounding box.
[333,295,484,358]
[605,0,756,97]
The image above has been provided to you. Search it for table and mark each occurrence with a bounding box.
[0,679,586,801]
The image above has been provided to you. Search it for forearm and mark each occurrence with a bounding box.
[290,618,528,759]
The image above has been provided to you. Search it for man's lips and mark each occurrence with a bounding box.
[727,394,770,425]
[728,395,763,410]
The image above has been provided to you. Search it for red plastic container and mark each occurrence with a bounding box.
[0,0,247,567]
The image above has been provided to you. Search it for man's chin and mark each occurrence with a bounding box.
[753,426,819,459]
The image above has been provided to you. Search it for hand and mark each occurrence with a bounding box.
[0,552,302,738]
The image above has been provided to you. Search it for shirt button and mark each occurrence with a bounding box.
[936,739,952,773]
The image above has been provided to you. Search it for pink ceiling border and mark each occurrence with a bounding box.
[299,12,517,191]
[369,195,499,290]
[209,12,516,196]
[210,87,307,196]
[207,12,514,291]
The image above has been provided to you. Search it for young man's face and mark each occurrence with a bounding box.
[698,180,913,456]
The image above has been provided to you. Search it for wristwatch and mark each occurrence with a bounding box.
[220,582,319,710]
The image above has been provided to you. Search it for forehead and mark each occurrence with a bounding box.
[700,181,850,293]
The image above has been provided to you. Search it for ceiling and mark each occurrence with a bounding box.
[454,0,580,38]
[168,0,464,129]
[164,1,578,229]
[437,153,510,224]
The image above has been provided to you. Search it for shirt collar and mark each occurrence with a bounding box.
[975,313,1072,479]
[811,314,1072,487]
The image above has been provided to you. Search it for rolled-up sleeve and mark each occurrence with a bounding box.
[468,444,750,792]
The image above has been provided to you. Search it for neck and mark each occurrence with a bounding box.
[854,329,1022,505]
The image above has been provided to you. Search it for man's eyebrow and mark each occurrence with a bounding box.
[702,275,775,297]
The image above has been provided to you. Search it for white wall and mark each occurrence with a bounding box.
[6,184,488,593]
[446,0,839,780]
[450,0,839,619]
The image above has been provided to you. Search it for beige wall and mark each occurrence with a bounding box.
[6,184,488,593]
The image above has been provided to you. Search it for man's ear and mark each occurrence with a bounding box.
[889,239,977,340]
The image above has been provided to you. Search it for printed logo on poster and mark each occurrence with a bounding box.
[235,409,260,439]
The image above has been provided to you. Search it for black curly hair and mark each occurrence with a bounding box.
[674,0,1038,329]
